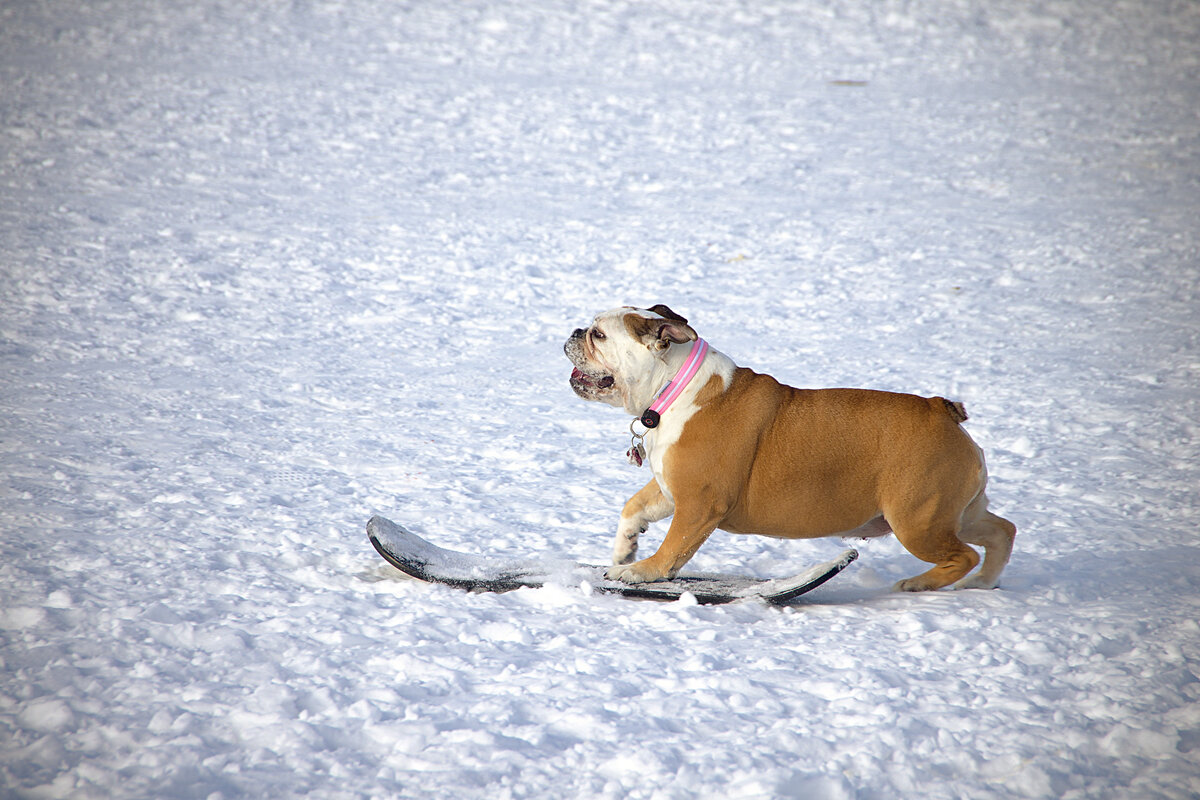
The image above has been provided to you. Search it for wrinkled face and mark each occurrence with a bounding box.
[563,305,697,412]
[563,311,624,405]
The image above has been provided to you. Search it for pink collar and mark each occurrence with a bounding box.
[638,338,709,429]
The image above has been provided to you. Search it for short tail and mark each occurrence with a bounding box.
[940,397,969,424]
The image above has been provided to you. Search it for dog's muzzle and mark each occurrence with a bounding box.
[564,328,616,400]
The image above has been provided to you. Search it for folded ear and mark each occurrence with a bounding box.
[648,305,695,347]
[626,308,697,350]
[656,320,697,346]
[647,304,688,325]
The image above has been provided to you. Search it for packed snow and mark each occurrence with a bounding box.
[2,1,1199,798]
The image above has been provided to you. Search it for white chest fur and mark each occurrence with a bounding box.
[641,348,736,501]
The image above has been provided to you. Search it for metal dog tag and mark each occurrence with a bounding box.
[626,442,646,467]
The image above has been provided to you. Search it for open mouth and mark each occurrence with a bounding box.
[570,368,615,390]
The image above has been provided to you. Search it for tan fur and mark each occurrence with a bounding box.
[638,370,1007,589]
[567,306,1016,591]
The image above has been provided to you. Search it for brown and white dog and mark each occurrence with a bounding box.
[564,304,1015,592]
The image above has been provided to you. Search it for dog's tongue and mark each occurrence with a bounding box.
[570,367,591,385]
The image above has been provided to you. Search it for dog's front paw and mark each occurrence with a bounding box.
[605,560,669,584]
[612,548,637,566]
[612,537,638,565]
[612,522,644,566]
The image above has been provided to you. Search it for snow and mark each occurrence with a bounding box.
[1,0,1198,798]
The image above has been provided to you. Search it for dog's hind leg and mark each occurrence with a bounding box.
[891,533,980,592]
[614,479,674,565]
[888,501,981,592]
[951,495,1016,590]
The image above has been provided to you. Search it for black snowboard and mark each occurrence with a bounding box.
[367,515,857,605]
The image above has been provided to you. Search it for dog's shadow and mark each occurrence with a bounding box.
[780,545,1198,608]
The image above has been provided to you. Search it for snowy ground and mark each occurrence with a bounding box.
[2,1,1199,798]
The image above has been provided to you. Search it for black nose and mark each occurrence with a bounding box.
[564,328,585,356]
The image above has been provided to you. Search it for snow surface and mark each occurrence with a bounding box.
[2,0,1199,798]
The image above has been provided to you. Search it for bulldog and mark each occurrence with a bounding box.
[564,304,1016,592]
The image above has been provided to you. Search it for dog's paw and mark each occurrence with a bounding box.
[611,538,638,566]
[611,524,643,566]
[605,560,667,584]
[892,576,933,592]
[951,573,999,590]
[611,550,637,566]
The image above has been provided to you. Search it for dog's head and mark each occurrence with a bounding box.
[564,304,698,414]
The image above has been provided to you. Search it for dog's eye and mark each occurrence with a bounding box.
[591,329,606,341]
